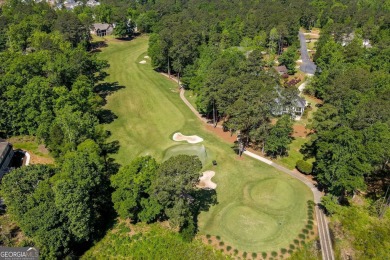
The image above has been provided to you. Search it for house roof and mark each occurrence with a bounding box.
[0,142,12,164]
[86,0,100,6]
[274,96,306,108]
[274,65,288,74]
[92,23,112,31]
[295,97,306,108]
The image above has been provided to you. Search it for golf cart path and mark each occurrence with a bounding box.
[160,71,334,260]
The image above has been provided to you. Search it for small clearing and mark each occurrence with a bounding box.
[172,132,203,144]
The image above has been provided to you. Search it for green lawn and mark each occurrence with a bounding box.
[274,137,306,170]
[97,35,313,254]
[184,90,198,110]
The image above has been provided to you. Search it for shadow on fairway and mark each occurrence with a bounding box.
[95,81,125,102]
[192,189,218,231]
[98,109,118,124]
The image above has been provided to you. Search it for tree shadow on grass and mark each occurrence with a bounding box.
[98,109,118,124]
[90,40,108,51]
[191,189,218,232]
[94,81,125,102]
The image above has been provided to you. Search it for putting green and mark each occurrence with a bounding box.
[221,205,278,243]
[98,35,313,254]
[163,144,209,165]
[248,178,295,210]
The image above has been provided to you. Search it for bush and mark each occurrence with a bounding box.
[206,234,211,238]
[243,252,247,257]
[219,241,224,246]
[262,252,267,258]
[271,251,278,257]
[288,249,293,254]
[299,233,306,239]
[302,229,309,234]
[289,244,295,250]
[226,246,232,251]
[281,248,287,254]
[234,249,239,255]
[296,160,313,174]
[208,239,212,244]
[293,239,299,245]
[306,224,313,230]
[252,252,257,258]
[216,235,221,240]
[180,220,196,242]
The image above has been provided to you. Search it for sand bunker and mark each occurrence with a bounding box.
[144,55,150,59]
[139,60,146,64]
[198,171,217,189]
[172,132,203,144]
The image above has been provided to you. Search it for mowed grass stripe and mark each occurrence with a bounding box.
[100,36,186,162]
[99,35,313,253]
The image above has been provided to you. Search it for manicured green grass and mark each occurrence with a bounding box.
[163,143,210,165]
[184,90,198,110]
[274,137,306,170]
[97,36,313,253]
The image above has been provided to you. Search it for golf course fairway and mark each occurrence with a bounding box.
[99,35,313,253]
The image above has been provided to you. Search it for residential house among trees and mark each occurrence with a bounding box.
[274,65,288,76]
[273,96,306,119]
[0,142,14,179]
[91,23,114,37]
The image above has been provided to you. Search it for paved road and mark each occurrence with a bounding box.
[162,72,334,260]
[299,32,317,75]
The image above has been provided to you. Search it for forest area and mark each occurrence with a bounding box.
[0,0,389,259]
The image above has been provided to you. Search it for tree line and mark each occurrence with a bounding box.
[1,150,213,257]
[301,1,390,199]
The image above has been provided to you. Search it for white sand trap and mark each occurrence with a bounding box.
[198,171,217,189]
[172,132,203,144]
[144,55,150,59]
[139,60,146,64]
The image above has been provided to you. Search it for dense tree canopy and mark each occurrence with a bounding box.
[110,154,214,238]
[0,1,109,158]
[300,1,390,197]
[111,156,160,221]
[1,140,111,258]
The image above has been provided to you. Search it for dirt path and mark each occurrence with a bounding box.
[161,71,334,260]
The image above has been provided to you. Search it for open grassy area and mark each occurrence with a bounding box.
[96,35,313,254]
[274,137,306,169]
[184,90,198,110]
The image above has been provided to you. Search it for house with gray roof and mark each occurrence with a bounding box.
[274,65,288,76]
[0,142,14,179]
[86,0,100,7]
[91,23,114,37]
[273,95,306,119]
